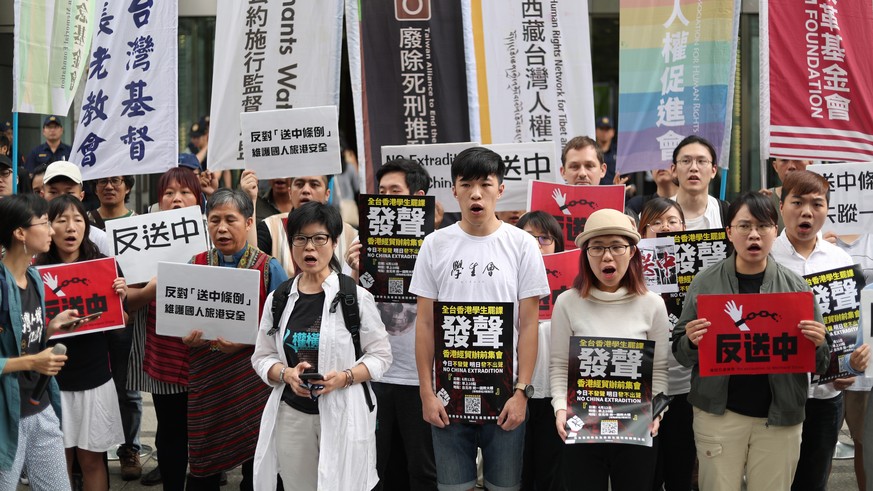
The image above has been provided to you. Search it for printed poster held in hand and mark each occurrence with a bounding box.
[697,292,816,377]
[156,262,261,345]
[434,302,514,423]
[240,106,342,180]
[804,265,865,382]
[527,180,625,251]
[357,194,435,303]
[105,206,209,284]
[37,257,125,339]
[565,336,655,447]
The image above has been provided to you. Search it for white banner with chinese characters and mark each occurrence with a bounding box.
[208,0,343,172]
[466,0,595,153]
[105,207,209,284]
[381,142,478,213]
[69,0,178,180]
[13,0,95,115]
[808,162,873,235]
[239,106,341,179]
[485,141,560,211]
[156,263,261,344]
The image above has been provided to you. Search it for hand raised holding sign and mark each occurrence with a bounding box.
[798,320,827,347]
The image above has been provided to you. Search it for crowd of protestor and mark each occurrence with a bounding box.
[2,127,873,491]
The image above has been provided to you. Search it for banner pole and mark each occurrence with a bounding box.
[12,113,19,195]
[719,166,728,201]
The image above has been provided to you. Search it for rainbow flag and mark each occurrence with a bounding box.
[617,0,739,174]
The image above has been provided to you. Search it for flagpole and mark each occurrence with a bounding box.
[12,113,19,195]
[719,166,727,201]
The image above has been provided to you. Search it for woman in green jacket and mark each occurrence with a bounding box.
[672,192,830,491]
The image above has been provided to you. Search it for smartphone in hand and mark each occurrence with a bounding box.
[58,311,103,331]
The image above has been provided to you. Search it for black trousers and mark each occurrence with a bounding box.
[152,392,188,491]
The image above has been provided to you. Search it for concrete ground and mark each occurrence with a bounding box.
[17,393,864,490]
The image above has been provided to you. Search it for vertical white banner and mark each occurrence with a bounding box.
[468,0,595,154]
[70,0,178,180]
[208,0,344,172]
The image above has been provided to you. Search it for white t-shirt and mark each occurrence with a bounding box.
[672,194,724,231]
[771,231,854,399]
[409,222,550,378]
[89,227,112,257]
[376,302,419,385]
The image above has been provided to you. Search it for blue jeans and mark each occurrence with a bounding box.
[117,389,142,452]
[431,419,526,491]
[791,394,843,491]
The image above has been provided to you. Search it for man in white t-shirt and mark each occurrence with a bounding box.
[410,147,550,491]
[670,135,728,231]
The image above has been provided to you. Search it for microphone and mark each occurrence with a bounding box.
[30,343,67,406]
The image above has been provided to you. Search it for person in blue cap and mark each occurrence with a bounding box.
[23,116,71,176]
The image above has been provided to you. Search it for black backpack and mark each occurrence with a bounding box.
[268,273,375,412]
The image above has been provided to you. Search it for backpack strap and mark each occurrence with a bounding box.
[330,273,375,412]
[267,278,295,337]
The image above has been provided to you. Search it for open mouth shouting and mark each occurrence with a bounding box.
[470,202,485,217]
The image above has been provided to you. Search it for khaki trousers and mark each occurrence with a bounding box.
[693,407,801,491]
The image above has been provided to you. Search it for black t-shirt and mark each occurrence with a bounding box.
[18,277,49,416]
[49,332,112,392]
[281,291,325,414]
[726,271,772,418]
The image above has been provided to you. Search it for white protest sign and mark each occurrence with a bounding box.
[809,162,873,235]
[208,0,343,171]
[105,207,208,284]
[239,106,342,180]
[156,263,261,344]
[485,142,560,211]
[381,142,478,213]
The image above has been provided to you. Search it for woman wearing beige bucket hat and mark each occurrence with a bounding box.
[548,208,670,490]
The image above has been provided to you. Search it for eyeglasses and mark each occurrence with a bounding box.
[530,234,554,246]
[96,177,125,187]
[729,222,776,236]
[676,157,713,167]
[291,233,331,248]
[586,245,632,257]
[24,221,51,229]
[0,168,12,178]
[646,218,684,230]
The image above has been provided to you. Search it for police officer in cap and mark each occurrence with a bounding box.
[23,115,71,175]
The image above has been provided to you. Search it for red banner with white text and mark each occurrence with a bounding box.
[763,0,873,161]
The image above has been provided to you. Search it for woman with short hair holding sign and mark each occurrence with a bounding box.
[672,192,830,490]
[549,208,670,490]
[252,202,392,491]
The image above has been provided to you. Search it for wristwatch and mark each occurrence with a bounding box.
[514,383,534,398]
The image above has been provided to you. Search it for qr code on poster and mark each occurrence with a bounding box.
[388,278,404,296]
[600,420,619,436]
[464,395,481,415]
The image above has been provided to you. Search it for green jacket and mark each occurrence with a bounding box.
[0,264,62,471]
[671,253,830,427]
